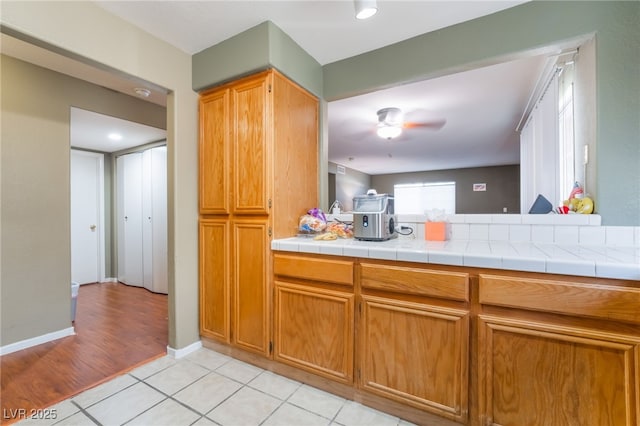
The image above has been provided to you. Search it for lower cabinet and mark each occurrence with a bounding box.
[478,273,640,426]
[199,219,230,343]
[232,220,271,356]
[274,281,354,383]
[273,254,355,383]
[478,315,640,426]
[202,252,639,426]
[199,219,271,356]
[359,295,470,423]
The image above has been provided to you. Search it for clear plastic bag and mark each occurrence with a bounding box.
[298,208,327,234]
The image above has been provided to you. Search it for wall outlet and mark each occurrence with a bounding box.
[503,207,508,213]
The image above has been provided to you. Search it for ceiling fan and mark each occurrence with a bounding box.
[376,107,446,139]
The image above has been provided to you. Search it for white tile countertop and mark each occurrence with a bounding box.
[271,236,640,280]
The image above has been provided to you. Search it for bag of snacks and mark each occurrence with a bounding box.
[298,208,327,234]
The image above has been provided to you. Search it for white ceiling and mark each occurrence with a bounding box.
[3,0,556,170]
[70,108,167,153]
[94,0,528,65]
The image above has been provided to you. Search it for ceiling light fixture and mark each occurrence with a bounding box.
[376,107,403,139]
[377,125,402,140]
[354,0,377,20]
[134,87,151,98]
[108,133,123,141]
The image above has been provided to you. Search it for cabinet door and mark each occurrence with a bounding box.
[478,315,640,426]
[274,281,354,383]
[233,220,270,356]
[199,219,230,343]
[231,75,270,214]
[199,88,230,214]
[359,295,469,423]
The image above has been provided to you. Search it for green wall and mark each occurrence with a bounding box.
[193,21,323,97]
[0,55,166,346]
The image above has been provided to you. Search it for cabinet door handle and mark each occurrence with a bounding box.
[90,224,96,231]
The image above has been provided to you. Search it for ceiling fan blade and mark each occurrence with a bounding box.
[404,118,447,130]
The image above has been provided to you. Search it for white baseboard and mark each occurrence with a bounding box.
[0,327,76,356]
[167,340,202,359]
[102,277,118,283]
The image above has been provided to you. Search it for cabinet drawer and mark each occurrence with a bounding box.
[360,263,469,302]
[273,254,354,286]
[479,274,640,324]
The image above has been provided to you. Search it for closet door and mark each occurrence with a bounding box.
[117,152,144,287]
[142,146,168,294]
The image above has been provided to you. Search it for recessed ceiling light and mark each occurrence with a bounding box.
[134,87,151,97]
[108,133,123,141]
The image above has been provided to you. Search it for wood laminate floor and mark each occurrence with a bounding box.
[0,282,168,425]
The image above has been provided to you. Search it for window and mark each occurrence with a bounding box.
[394,182,456,214]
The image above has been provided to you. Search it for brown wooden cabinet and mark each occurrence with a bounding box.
[198,70,318,357]
[273,254,355,383]
[478,315,640,426]
[478,274,640,426]
[272,256,640,425]
[199,219,230,342]
[358,262,470,423]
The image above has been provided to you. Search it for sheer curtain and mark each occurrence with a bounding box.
[520,70,560,212]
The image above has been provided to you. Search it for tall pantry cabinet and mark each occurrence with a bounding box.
[199,69,319,357]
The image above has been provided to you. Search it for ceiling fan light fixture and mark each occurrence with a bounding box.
[377,125,402,140]
[354,0,377,20]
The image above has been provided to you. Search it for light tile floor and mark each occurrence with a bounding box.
[17,348,417,426]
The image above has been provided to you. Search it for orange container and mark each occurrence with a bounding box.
[425,221,448,241]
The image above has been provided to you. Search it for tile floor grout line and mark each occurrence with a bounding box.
[62,400,103,426]
[201,382,248,421]
[276,381,345,424]
[135,378,210,419]
[70,374,143,413]
[119,377,223,426]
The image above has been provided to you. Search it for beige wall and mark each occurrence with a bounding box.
[1,1,198,349]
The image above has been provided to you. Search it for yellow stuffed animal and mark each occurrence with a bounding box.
[562,182,594,214]
[570,196,594,214]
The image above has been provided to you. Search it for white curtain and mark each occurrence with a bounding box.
[520,71,559,212]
